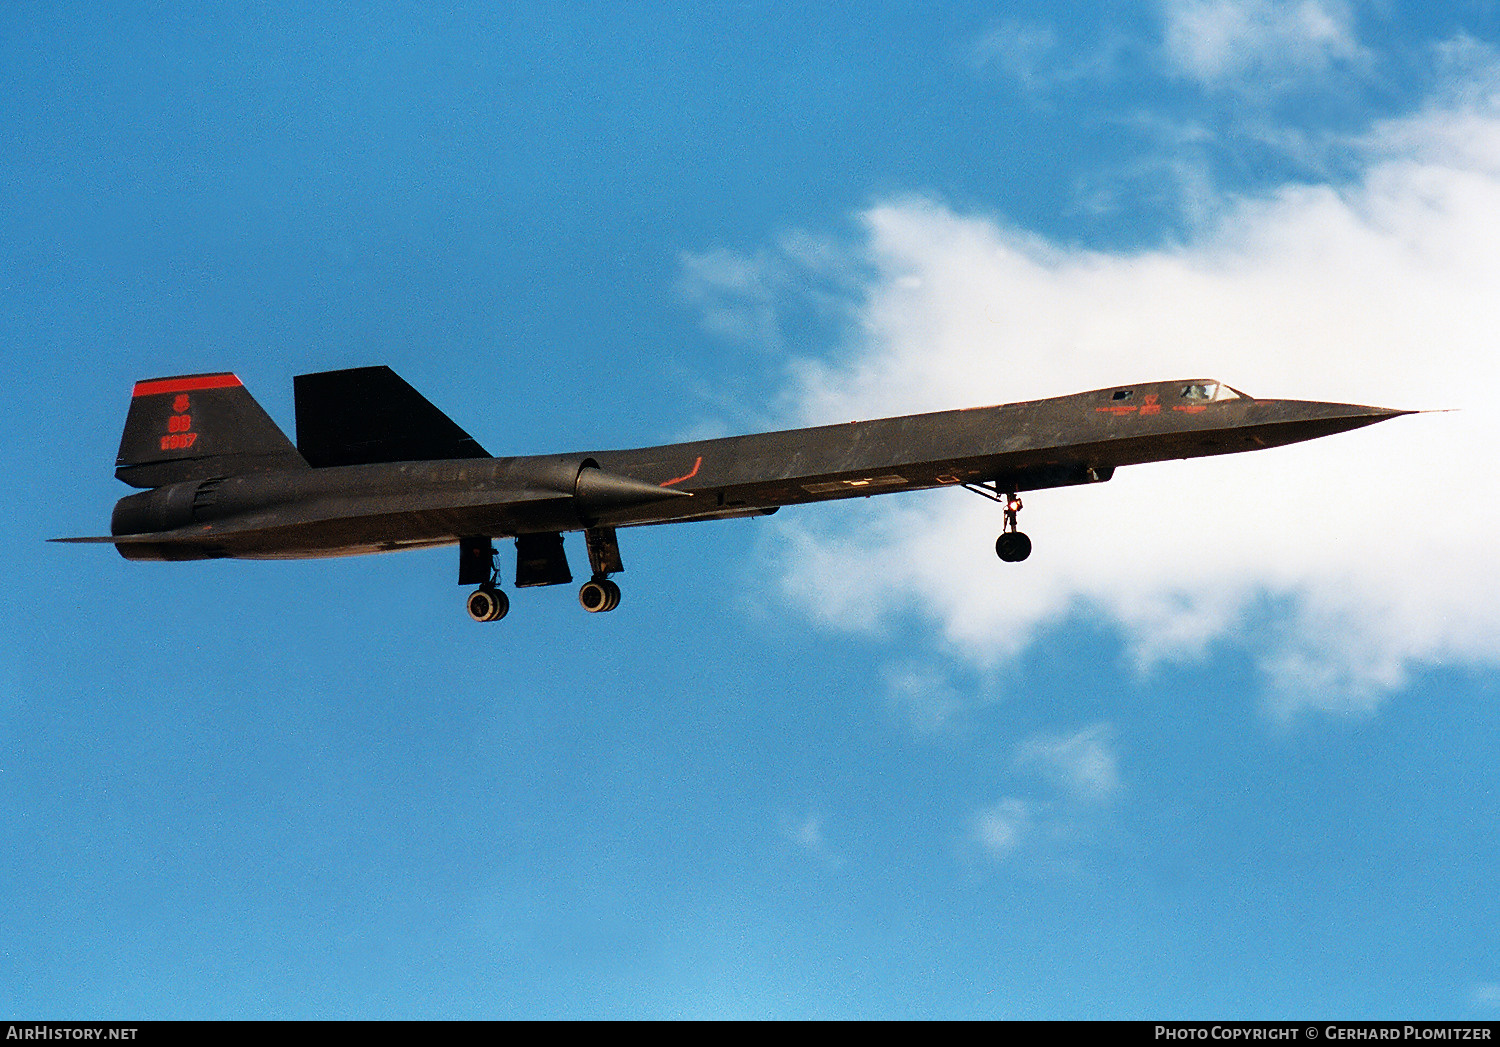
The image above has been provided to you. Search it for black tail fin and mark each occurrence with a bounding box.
[293,365,490,467]
[115,373,308,488]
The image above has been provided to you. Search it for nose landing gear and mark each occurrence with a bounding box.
[960,483,1033,562]
[995,492,1031,562]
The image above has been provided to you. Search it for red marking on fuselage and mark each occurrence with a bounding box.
[1173,404,1208,413]
[1098,393,1165,417]
[133,374,241,398]
[661,456,703,487]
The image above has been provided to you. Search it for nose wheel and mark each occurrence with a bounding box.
[996,529,1031,562]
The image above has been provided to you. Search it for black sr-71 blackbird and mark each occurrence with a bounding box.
[55,366,1410,621]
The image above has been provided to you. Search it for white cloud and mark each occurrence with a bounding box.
[784,811,844,869]
[702,55,1500,716]
[973,797,1032,857]
[676,247,789,351]
[966,20,1127,97]
[968,20,1059,88]
[881,659,986,733]
[971,724,1122,861]
[676,232,864,358]
[1472,982,1500,1010]
[1014,724,1121,802]
[1160,0,1369,87]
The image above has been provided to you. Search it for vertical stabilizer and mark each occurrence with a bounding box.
[115,373,308,488]
[293,365,490,467]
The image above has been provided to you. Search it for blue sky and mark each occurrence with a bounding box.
[4,1,1499,1019]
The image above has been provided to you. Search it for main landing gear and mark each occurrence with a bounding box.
[960,483,1032,562]
[578,577,621,613]
[577,526,624,614]
[461,539,510,622]
[460,529,626,621]
[467,585,510,622]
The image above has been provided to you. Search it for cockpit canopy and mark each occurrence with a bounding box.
[1180,381,1242,401]
[1106,380,1246,403]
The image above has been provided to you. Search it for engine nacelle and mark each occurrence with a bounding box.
[110,480,226,561]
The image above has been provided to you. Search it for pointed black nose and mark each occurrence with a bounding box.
[1244,399,1415,450]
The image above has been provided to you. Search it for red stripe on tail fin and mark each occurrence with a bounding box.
[132,374,243,398]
